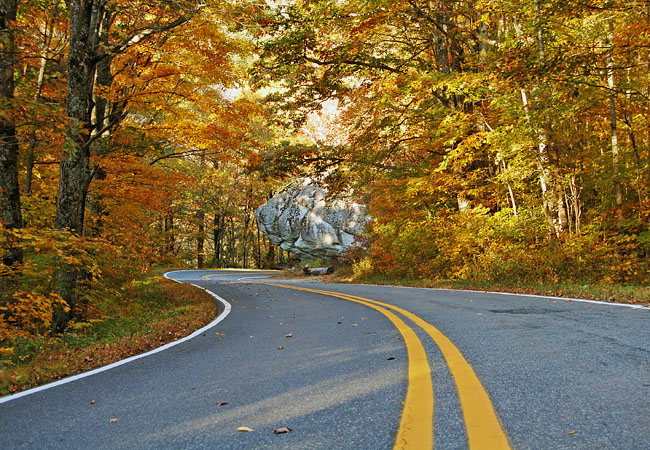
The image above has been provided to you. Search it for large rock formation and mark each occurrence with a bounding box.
[255,180,368,260]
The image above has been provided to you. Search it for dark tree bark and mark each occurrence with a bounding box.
[0,0,23,268]
[255,218,261,269]
[265,236,275,266]
[56,0,100,235]
[212,214,223,267]
[52,0,104,332]
[53,1,200,331]
[242,211,250,268]
[197,209,205,268]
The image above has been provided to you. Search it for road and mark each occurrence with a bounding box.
[1,269,649,449]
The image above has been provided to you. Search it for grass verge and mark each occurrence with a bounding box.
[0,270,217,396]
[329,269,650,307]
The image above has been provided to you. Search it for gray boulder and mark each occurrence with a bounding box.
[255,180,368,260]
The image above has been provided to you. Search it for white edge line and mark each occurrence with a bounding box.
[269,279,649,311]
[348,282,650,310]
[0,271,231,404]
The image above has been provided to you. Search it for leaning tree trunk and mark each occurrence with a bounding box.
[0,0,23,270]
[53,0,103,332]
[52,0,199,331]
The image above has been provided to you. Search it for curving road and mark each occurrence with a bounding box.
[1,269,649,449]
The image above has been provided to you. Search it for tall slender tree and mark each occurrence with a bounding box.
[0,0,23,268]
[53,0,202,330]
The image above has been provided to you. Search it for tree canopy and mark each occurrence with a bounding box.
[1,0,649,340]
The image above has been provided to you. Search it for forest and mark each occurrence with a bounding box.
[1,0,650,345]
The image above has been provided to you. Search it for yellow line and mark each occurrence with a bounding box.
[268,283,511,450]
[391,307,511,450]
[265,283,433,450]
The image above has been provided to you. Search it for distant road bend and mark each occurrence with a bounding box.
[1,269,648,449]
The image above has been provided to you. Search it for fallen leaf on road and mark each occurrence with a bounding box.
[568,430,577,435]
[217,402,229,406]
[352,324,359,327]
[386,356,396,360]
[285,333,293,338]
[109,418,119,423]
[273,427,292,434]
[237,426,254,432]
[216,333,226,336]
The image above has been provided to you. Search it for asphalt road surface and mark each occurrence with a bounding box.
[1,269,648,449]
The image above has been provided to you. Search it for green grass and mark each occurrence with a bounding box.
[0,269,217,395]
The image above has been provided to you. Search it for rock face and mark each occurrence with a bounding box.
[255,180,368,260]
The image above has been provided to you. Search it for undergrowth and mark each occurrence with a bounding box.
[0,271,216,396]
[335,271,650,306]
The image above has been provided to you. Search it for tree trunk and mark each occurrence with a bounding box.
[266,236,275,266]
[24,134,34,196]
[197,209,205,268]
[256,218,261,269]
[607,20,623,212]
[501,160,518,217]
[53,0,105,332]
[514,5,568,236]
[548,145,569,231]
[521,89,555,231]
[57,0,101,234]
[242,211,250,268]
[568,174,582,233]
[0,0,23,268]
[228,216,236,267]
[85,167,107,237]
[53,0,197,330]
[164,210,175,255]
[520,87,568,236]
[212,214,223,267]
[24,16,52,196]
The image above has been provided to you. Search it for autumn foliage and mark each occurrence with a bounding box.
[3,0,650,357]
[0,0,276,355]
[253,0,650,291]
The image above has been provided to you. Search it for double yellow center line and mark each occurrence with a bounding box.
[264,283,511,450]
